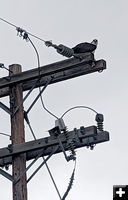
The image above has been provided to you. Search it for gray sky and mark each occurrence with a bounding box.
[0,0,128,199]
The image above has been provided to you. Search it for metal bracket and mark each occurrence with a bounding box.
[12,78,40,117]
[14,149,45,184]
[0,168,14,182]
[12,76,52,118]
[58,137,71,161]
[49,126,75,162]
[13,146,58,185]
[0,147,54,184]
[26,77,52,115]
[0,149,46,184]
[27,146,58,183]
[0,102,12,115]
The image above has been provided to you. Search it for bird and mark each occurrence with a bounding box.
[72,39,98,54]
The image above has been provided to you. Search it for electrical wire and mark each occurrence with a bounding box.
[61,105,98,118]
[27,35,59,119]
[0,17,46,43]
[27,36,41,75]
[0,17,17,28]
[39,94,59,119]
[62,160,76,200]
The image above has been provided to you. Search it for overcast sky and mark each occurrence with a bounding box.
[0,0,128,200]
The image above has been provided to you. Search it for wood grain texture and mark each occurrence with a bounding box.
[9,65,27,200]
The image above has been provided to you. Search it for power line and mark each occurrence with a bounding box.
[0,17,46,43]
[0,17,17,28]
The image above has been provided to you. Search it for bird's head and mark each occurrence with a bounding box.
[91,39,98,46]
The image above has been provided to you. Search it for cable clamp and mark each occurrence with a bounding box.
[16,27,29,41]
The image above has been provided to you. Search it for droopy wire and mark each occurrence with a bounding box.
[61,105,98,118]
[27,35,59,119]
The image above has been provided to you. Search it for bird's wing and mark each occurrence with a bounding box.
[72,42,97,53]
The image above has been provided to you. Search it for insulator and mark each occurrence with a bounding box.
[55,118,66,131]
[97,121,103,131]
[95,113,104,131]
[63,130,69,140]
[57,44,74,58]
[45,40,53,47]
[45,41,58,49]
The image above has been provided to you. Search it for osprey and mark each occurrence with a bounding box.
[72,39,98,54]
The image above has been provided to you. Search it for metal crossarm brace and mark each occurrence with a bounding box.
[13,77,52,117]
[12,78,40,116]
[27,146,58,183]
[0,102,12,115]
[26,77,52,114]
[14,149,45,185]
[0,146,58,184]
[0,168,14,182]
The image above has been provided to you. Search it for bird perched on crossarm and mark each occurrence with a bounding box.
[72,39,98,54]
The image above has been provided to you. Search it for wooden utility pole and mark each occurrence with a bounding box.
[9,64,27,200]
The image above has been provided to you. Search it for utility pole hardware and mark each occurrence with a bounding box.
[0,53,109,200]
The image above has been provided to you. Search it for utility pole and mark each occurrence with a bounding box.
[9,64,27,200]
[0,53,109,200]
